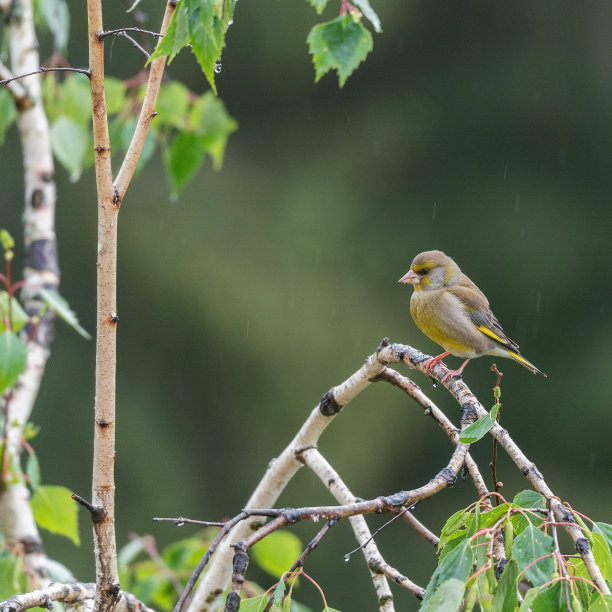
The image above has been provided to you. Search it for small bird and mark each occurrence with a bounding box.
[398,250,546,381]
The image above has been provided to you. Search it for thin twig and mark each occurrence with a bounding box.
[0,66,90,85]
[99,27,163,40]
[152,516,227,527]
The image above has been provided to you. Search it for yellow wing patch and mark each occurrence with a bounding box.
[476,325,507,345]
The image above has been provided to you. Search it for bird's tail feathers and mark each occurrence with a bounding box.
[507,350,547,377]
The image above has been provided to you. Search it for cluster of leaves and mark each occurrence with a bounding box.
[423,490,612,612]
[41,73,237,192]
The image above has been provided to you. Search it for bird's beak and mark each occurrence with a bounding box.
[398,269,419,285]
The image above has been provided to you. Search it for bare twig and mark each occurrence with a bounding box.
[0,66,90,85]
[152,517,227,527]
[98,27,163,39]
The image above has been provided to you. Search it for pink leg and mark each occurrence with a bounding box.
[441,358,471,383]
[423,352,450,376]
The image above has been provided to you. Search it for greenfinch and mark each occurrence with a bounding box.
[399,250,546,381]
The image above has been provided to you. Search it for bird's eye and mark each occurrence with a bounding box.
[418,268,430,275]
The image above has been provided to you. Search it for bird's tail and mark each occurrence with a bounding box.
[507,350,547,377]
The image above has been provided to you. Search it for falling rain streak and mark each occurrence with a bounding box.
[432,201,437,220]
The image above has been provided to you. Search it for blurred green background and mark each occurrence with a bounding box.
[3,1,612,609]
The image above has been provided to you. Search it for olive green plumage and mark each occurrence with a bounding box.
[399,250,546,379]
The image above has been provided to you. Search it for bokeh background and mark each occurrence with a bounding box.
[3,1,612,609]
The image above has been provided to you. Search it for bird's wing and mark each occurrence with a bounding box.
[448,282,520,351]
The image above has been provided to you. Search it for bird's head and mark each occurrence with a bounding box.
[398,250,461,291]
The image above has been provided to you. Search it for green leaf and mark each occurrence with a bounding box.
[511,490,545,535]
[39,288,91,340]
[156,81,191,129]
[118,537,147,568]
[0,550,30,601]
[518,587,541,611]
[0,88,17,146]
[594,522,612,554]
[190,91,238,167]
[105,77,127,116]
[478,504,510,530]
[62,75,92,126]
[511,524,554,586]
[50,116,88,182]
[31,484,80,545]
[307,0,329,15]
[421,538,474,610]
[423,578,465,612]
[0,229,14,251]
[37,0,70,52]
[239,595,268,612]
[352,0,382,32]
[164,131,209,193]
[438,507,472,551]
[273,578,285,604]
[26,452,41,491]
[0,330,27,395]
[23,421,41,440]
[591,592,612,612]
[252,530,302,578]
[492,560,518,612]
[149,0,191,65]
[531,581,578,612]
[188,9,226,95]
[307,15,373,87]
[161,535,209,570]
[591,532,612,581]
[0,291,29,333]
[459,404,498,443]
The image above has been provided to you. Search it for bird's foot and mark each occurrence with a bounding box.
[440,358,471,384]
[423,352,450,376]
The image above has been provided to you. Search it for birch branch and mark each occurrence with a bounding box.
[301,448,416,609]
[187,341,393,611]
[0,0,59,588]
[86,2,120,611]
[113,1,176,203]
[0,582,154,612]
[381,341,611,596]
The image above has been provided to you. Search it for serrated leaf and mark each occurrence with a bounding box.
[0,88,17,146]
[26,452,41,491]
[591,532,612,581]
[478,504,510,530]
[105,77,127,116]
[511,490,545,534]
[0,291,29,333]
[518,587,541,611]
[438,507,472,551]
[239,595,268,612]
[531,580,578,612]
[31,485,80,545]
[511,524,554,586]
[352,0,382,32]
[421,538,474,610]
[149,0,191,64]
[594,522,612,554]
[50,116,88,182]
[492,560,518,612]
[39,288,91,340]
[307,15,373,87]
[307,0,329,15]
[423,578,465,612]
[0,330,27,395]
[273,578,285,605]
[459,404,498,443]
[188,10,226,95]
[252,530,302,579]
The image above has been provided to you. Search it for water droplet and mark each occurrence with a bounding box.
[432,381,438,388]
[176,520,184,527]
[214,62,222,74]
[343,554,350,562]
[228,19,234,25]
